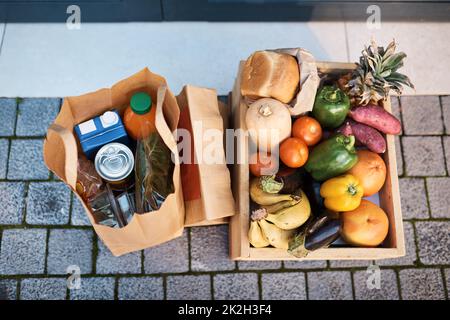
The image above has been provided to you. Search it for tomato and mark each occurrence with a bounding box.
[292,116,323,146]
[279,137,309,168]
[249,152,278,177]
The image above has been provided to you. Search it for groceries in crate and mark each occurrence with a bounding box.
[292,116,322,147]
[245,98,292,152]
[337,39,414,106]
[75,110,130,160]
[347,150,387,197]
[320,174,364,212]
[305,134,358,181]
[74,91,174,228]
[241,51,300,104]
[340,199,389,247]
[312,86,350,129]
[246,40,412,255]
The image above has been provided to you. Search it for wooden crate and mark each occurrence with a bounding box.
[229,61,405,261]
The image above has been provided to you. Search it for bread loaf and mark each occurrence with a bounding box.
[241,51,300,104]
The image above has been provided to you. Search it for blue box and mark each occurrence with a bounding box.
[75,110,130,159]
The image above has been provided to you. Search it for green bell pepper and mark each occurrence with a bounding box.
[312,86,350,129]
[304,134,358,181]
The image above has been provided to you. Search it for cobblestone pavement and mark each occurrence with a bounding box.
[0,96,449,300]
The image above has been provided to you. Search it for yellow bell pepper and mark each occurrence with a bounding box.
[320,174,364,212]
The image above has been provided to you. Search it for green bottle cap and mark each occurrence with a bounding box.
[130,92,152,115]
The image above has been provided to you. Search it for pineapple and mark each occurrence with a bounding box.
[339,39,414,105]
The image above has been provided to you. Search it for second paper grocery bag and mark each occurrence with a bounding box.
[177,85,236,226]
[43,68,185,257]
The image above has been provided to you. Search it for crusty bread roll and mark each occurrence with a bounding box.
[241,51,300,104]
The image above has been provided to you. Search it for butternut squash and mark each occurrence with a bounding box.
[245,98,292,151]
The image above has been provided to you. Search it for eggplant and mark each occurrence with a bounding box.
[305,217,341,251]
[276,167,306,194]
[288,212,342,258]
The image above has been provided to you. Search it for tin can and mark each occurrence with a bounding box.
[95,142,134,189]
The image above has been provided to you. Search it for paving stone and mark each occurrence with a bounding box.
[190,225,235,272]
[26,182,71,225]
[329,260,373,268]
[118,277,164,300]
[144,230,189,274]
[0,228,47,275]
[307,271,353,300]
[0,279,17,300]
[0,98,17,136]
[395,136,403,176]
[399,178,429,219]
[261,272,306,300]
[0,182,25,224]
[353,269,399,300]
[7,139,49,180]
[444,136,450,174]
[20,278,67,300]
[213,273,259,300]
[16,98,60,136]
[238,261,281,270]
[283,260,327,269]
[0,139,8,179]
[70,277,115,300]
[96,240,141,274]
[166,275,211,300]
[441,95,450,134]
[70,196,91,226]
[379,221,417,266]
[426,178,450,218]
[402,136,446,176]
[47,229,93,275]
[399,269,445,300]
[401,96,443,135]
[416,221,450,265]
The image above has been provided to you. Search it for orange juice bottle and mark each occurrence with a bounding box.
[123,92,156,140]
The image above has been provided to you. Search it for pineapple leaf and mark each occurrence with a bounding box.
[387,72,415,89]
[382,40,397,61]
[383,52,407,70]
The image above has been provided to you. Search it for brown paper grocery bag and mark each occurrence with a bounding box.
[177,85,236,226]
[43,68,185,257]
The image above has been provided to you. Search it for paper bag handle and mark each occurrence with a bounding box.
[155,85,178,154]
[44,124,78,189]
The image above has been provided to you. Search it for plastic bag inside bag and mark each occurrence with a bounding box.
[135,132,175,213]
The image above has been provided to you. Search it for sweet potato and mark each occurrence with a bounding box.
[349,104,401,135]
[338,119,386,153]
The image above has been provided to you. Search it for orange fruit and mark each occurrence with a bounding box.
[347,150,386,196]
[341,199,389,247]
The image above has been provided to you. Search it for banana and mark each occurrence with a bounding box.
[258,219,296,249]
[250,178,294,205]
[265,190,311,230]
[248,221,270,248]
[261,198,301,214]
